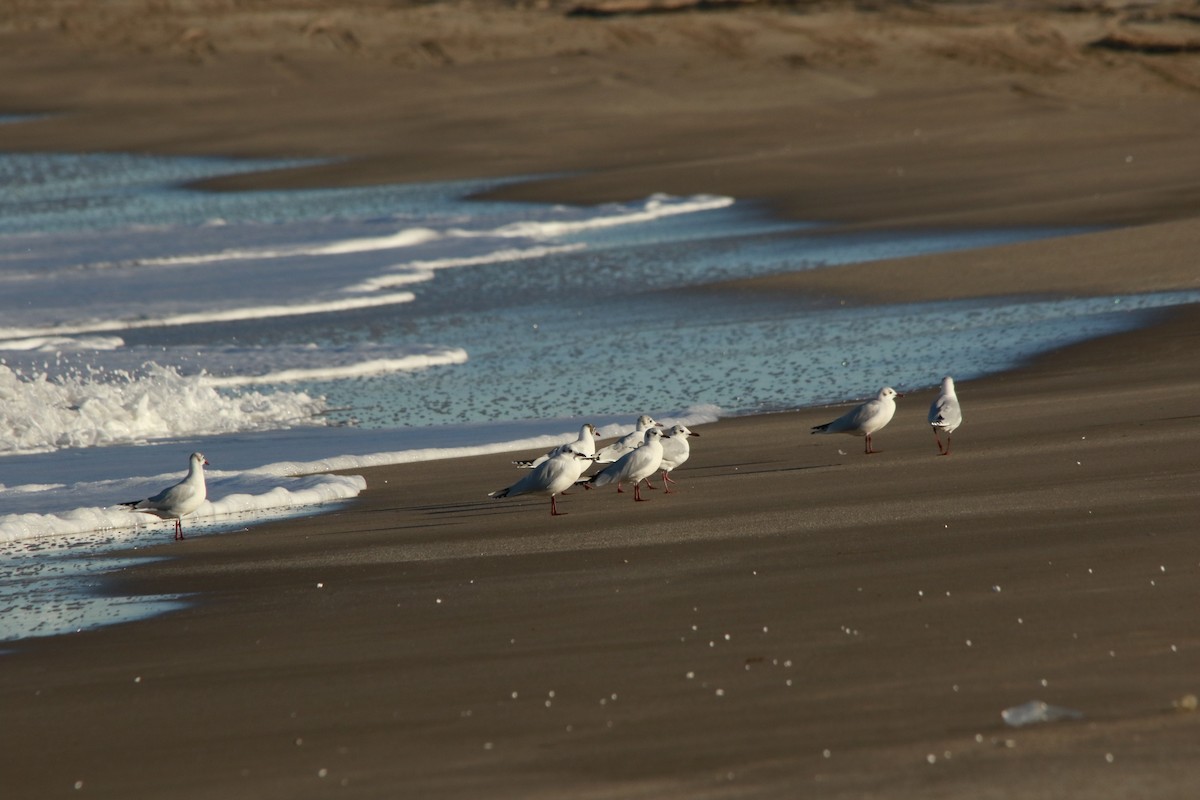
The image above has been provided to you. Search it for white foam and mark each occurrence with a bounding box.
[199,349,469,387]
[0,335,125,352]
[308,227,442,256]
[0,291,416,341]
[342,244,585,293]
[0,362,327,456]
[0,473,366,544]
[133,227,443,266]
[342,269,435,293]
[91,195,728,276]
[459,194,735,240]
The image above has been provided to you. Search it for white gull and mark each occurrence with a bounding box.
[512,423,599,469]
[928,376,963,456]
[655,424,699,493]
[585,427,667,501]
[120,451,209,540]
[811,387,902,455]
[592,415,662,464]
[490,446,594,516]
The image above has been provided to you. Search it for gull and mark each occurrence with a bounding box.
[655,424,699,493]
[585,427,667,501]
[121,452,209,540]
[512,423,599,469]
[490,446,594,516]
[592,415,662,464]
[928,376,963,456]
[811,387,902,454]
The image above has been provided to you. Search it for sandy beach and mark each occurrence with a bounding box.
[3,1,1200,797]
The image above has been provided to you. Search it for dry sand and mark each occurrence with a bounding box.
[2,2,1200,798]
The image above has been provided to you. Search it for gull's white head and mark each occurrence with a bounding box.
[666,424,699,438]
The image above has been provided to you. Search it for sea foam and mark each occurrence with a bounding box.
[0,290,417,340]
[0,362,328,455]
[0,473,366,544]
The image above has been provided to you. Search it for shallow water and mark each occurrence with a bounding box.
[0,505,328,643]
[1,147,1196,643]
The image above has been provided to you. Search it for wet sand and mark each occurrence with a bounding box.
[3,2,1200,798]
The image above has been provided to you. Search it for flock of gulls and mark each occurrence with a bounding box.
[490,416,701,516]
[490,376,963,517]
[120,378,962,532]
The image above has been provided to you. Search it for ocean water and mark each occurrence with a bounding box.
[1,148,1197,643]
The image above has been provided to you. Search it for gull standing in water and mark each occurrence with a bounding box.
[811,387,902,455]
[655,424,699,493]
[592,415,662,464]
[512,423,599,469]
[585,427,667,501]
[491,446,594,516]
[928,376,963,456]
[121,451,209,540]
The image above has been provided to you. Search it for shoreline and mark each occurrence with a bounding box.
[3,2,1200,797]
[4,299,1197,799]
